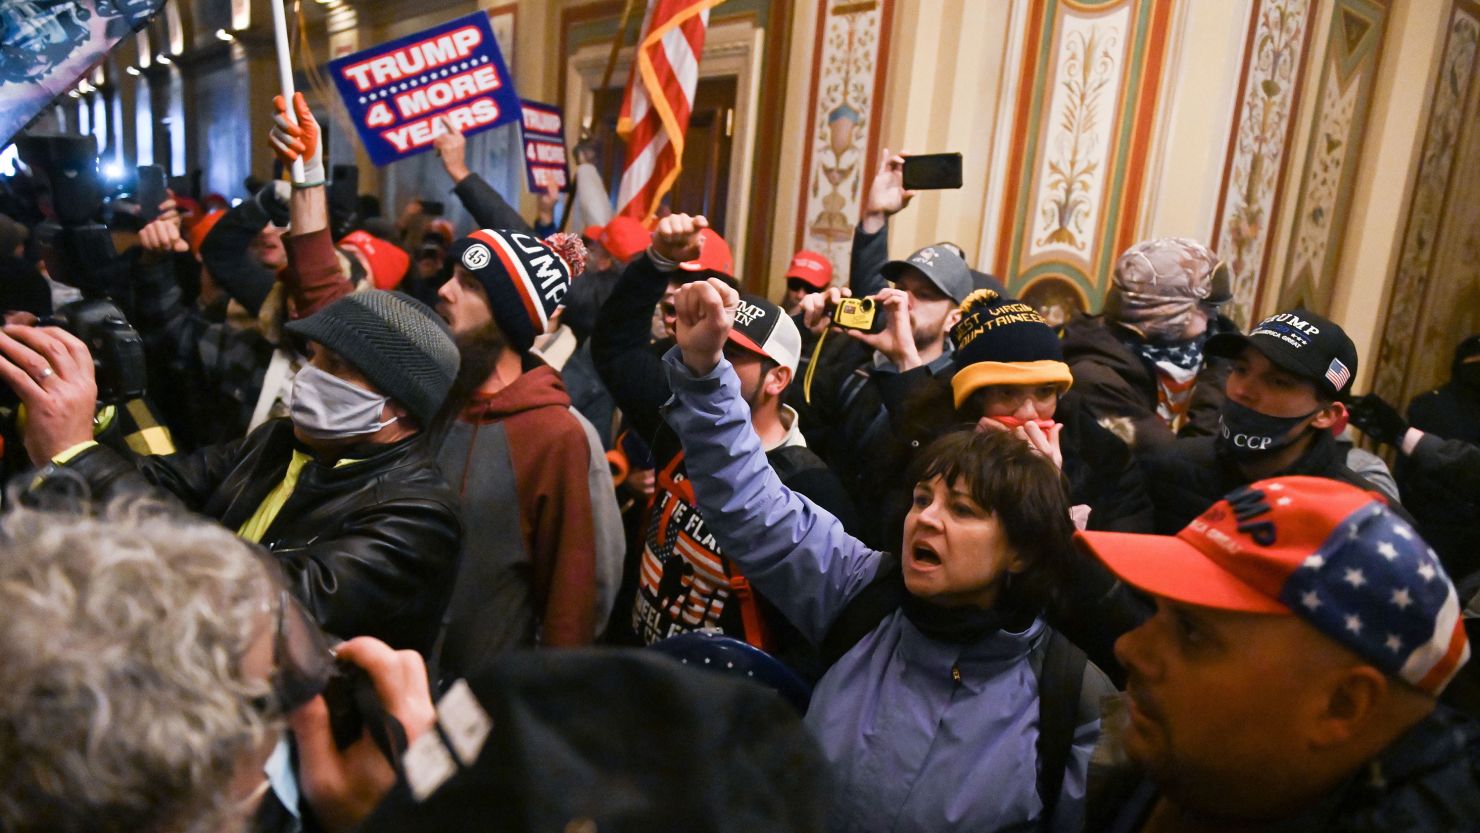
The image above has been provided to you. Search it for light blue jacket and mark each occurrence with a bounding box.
[660,348,1098,833]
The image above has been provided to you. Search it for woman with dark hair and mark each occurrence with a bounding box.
[657,278,1112,833]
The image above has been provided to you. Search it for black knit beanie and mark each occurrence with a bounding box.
[284,290,460,425]
[949,290,1073,408]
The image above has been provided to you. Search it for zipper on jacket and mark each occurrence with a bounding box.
[951,664,962,684]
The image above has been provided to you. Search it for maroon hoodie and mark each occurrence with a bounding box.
[435,365,599,675]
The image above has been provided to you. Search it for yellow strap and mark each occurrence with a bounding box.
[32,440,101,490]
[803,327,829,406]
[123,400,177,456]
[238,450,312,544]
[51,440,99,465]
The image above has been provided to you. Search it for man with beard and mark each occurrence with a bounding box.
[788,244,971,544]
[1141,309,1396,534]
[432,228,624,681]
[592,214,856,668]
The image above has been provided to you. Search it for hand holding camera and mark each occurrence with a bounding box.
[675,278,739,377]
[799,286,848,335]
[291,637,437,833]
[840,287,921,371]
[0,325,99,465]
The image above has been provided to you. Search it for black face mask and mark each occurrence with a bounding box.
[1215,399,1320,460]
[1457,362,1480,393]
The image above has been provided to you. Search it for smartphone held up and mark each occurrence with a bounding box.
[901,153,963,191]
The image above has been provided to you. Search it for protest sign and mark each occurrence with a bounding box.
[328,12,520,166]
[519,100,568,193]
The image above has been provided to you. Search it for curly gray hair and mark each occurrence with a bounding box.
[0,501,278,833]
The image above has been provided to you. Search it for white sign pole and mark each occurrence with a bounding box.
[269,0,307,183]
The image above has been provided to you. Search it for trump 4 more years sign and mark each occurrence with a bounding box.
[329,12,519,166]
[520,100,568,193]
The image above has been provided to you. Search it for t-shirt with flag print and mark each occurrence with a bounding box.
[629,421,855,654]
[633,446,750,644]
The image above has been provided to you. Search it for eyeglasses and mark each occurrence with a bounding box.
[249,553,336,716]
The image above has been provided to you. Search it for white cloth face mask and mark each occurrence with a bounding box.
[289,364,398,439]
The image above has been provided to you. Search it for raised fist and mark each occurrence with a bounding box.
[652,213,709,264]
[674,277,739,376]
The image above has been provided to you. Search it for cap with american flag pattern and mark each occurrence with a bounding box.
[1074,476,1470,696]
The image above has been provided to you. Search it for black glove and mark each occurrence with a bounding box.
[1347,393,1408,447]
[254,180,291,227]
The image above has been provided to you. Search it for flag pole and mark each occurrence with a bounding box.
[270,0,306,183]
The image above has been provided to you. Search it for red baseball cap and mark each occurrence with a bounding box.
[339,230,411,290]
[582,224,604,243]
[600,217,650,264]
[785,250,832,289]
[678,228,733,278]
[1075,476,1470,695]
[188,209,226,253]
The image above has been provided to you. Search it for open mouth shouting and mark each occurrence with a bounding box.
[907,540,944,571]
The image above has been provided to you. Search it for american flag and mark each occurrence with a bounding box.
[614,0,726,222]
[1278,501,1469,693]
[1324,357,1351,391]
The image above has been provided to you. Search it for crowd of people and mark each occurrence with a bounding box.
[0,90,1477,833]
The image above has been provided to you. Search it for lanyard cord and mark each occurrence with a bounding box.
[803,327,829,405]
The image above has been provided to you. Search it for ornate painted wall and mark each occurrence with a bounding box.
[1372,0,1480,409]
[1274,0,1389,315]
[792,0,894,286]
[991,0,1173,318]
[1210,0,1317,327]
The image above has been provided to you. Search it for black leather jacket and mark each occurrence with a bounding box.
[48,419,463,654]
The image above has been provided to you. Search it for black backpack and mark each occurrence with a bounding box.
[820,553,1109,828]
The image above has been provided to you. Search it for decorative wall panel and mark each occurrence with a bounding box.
[1275,0,1389,314]
[793,0,894,286]
[1373,1,1480,408]
[1210,0,1318,327]
[993,0,1173,316]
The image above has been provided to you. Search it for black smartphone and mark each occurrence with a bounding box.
[901,153,963,190]
[168,175,194,201]
[16,133,103,225]
[136,165,167,223]
[329,165,360,238]
[419,200,445,217]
